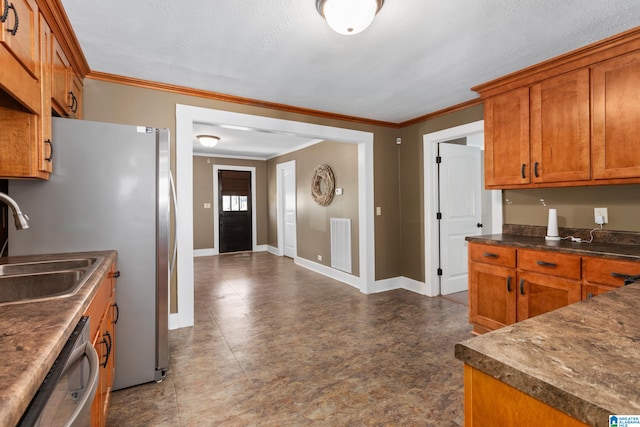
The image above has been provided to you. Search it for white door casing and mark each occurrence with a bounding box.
[276,160,296,258]
[175,105,375,329]
[438,143,482,295]
[424,120,503,297]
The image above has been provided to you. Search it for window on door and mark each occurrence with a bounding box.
[222,195,248,212]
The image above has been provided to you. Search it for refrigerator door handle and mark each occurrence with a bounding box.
[169,171,177,277]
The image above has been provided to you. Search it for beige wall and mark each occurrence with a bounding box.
[76,77,640,301]
[503,185,640,231]
[398,105,485,282]
[81,79,402,288]
[192,156,268,250]
[268,141,360,275]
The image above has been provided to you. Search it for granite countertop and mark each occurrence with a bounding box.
[0,250,117,427]
[455,282,640,427]
[466,233,640,261]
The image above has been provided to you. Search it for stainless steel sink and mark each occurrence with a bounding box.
[0,258,97,276]
[0,257,102,305]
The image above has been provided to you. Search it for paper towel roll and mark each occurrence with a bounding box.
[545,208,560,241]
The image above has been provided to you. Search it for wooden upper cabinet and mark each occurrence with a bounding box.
[476,28,640,189]
[51,35,70,115]
[0,0,40,112]
[530,69,591,183]
[592,49,640,180]
[51,34,83,118]
[39,12,52,174]
[484,87,530,186]
[0,0,39,79]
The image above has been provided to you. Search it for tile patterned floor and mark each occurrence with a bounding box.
[107,253,472,426]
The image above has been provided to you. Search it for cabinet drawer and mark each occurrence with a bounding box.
[518,249,581,280]
[85,275,112,341]
[582,257,640,287]
[469,243,516,268]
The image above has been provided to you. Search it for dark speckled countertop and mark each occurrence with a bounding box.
[455,283,640,427]
[458,231,640,427]
[466,233,640,261]
[0,251,117,427]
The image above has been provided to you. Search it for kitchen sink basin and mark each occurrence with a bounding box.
[0,257,102,305]
[0,258,97,276]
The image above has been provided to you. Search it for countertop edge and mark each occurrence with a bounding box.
[466,233,640,261]
[0,250,117,427]
[454,343,609,426]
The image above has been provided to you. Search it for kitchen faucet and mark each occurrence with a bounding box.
[0,191,30,230]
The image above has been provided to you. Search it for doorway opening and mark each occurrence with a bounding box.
[213,165,257,255]
[423,120,502,297]
[175,105,375,330]
[218,170,252,253]
[276,160,296,259]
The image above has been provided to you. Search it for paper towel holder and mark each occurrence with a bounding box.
[545,208,561,241]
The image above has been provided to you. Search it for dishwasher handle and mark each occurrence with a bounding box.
[65,342,99,427]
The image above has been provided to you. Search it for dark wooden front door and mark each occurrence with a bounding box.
[219,170,252,253]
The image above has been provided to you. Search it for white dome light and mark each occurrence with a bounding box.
[197,135,220,148]
[317,0,384,35]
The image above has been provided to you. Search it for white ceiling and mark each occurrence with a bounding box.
[61,0,639,156]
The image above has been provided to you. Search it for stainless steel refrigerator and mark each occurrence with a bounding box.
[9,117,171,390]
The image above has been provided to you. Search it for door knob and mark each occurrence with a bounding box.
[477,223,483,228]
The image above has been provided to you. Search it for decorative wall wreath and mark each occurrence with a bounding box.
[311,164,335,206]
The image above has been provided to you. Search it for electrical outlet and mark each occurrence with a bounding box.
[594,207,608,224]
[317,255,322,261]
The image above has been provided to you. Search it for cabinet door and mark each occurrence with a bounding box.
[484,87,530,187]
[51,35,71,116]
[530,69,590,183]
[69,73,83,119]
[469,261,516,332]
[592,50,640,179]
[582,283,618,300]
[0,0,39,79]
[38,13,52,173]
[516,271,581,322]
[0,107,38,177]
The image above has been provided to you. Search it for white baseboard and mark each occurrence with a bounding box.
[254,244,268,252]
[399,276,430,295]
[193,248,217,257]
[294,256,361,289]
[168,313,179,330]
[267,245,280,255]
[369,277,403,293]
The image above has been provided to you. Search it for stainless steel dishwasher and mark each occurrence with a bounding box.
[17,316,99,427]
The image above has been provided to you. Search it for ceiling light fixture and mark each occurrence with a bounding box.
[197,135,220,148]
[316,0,384,35]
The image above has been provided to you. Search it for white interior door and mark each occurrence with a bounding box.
[281,163,296,258]
[439,143,482,295]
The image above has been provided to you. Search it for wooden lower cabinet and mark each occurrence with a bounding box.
[469,261,516,333]
[463,365,589,427]
[516,271,581,321]
[469,243,583,334]
[85,262,117,427]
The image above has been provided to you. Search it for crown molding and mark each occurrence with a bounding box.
[86,71,401,128]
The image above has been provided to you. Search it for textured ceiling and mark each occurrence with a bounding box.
[61,0,639,125]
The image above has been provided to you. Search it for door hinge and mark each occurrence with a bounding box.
[435,156,442,164]
[437,268,443,276]
[436,212,442,220]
